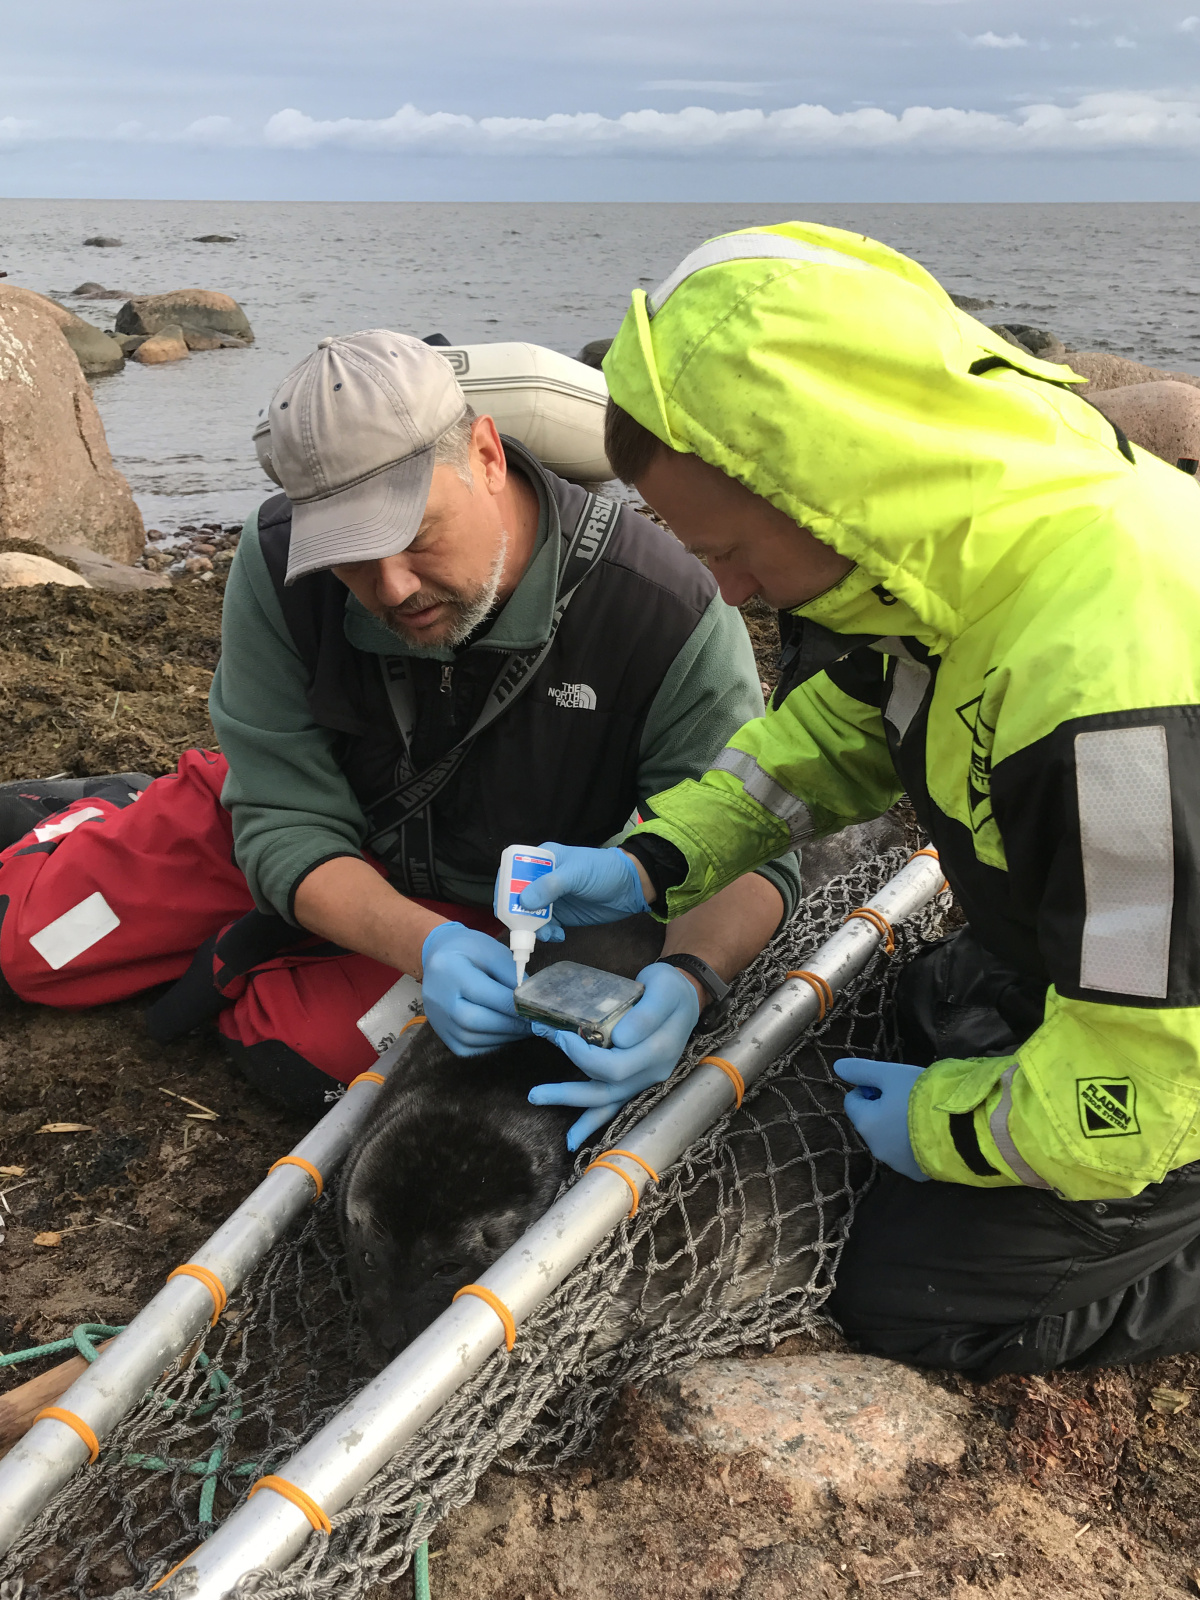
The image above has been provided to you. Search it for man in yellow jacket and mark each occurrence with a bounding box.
[512,222,1200,1375]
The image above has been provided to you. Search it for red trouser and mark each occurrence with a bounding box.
[0,749,501,1093]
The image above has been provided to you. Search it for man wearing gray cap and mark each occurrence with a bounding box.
[0,330,798,1143]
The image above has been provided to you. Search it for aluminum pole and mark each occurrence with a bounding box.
[167,852,944,1599]
[0,987,426,1558]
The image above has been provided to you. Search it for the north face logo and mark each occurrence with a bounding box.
[548,683,597,710]
[1077,1077,1140,1138]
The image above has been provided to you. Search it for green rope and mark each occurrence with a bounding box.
[0,1323,125,1367]
[1,1324,438,1581]
[414,1539,431,1600]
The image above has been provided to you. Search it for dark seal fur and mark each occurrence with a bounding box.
[339,916,664,1360]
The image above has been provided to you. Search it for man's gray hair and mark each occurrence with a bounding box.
[433,403,477,488]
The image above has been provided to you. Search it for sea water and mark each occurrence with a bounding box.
[1,199,1198,532]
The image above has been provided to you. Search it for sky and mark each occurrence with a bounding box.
[3,0,1200,201]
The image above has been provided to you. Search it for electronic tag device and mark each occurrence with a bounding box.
[514,961,645,1048]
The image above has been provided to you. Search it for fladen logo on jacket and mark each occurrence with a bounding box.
[1077,1077,1140,1138]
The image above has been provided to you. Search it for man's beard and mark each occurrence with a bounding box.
[382,534,508,649]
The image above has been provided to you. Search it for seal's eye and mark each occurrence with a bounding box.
[433,1261,464,1280]
[362,1251,377,1272]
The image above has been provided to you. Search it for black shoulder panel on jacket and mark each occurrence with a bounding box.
[825,646,889,708]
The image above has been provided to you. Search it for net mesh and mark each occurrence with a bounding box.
[2,848,952,1600]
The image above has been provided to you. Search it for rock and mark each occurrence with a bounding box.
[69,282,132,300]
[179,328,252,351]
[990,323,1068,363]
[0,552,91,588]
[115,289,253,346]
[949,292,995,311]
[130,325,190,365]
[577,338,613,370]
[647,1351,965,1507]
[83,236,122,248]
[45,540,171,591]
[1064,349,1200,395]
[117,334,147,354]
[0,284,124,377]
[193,234,236,244]
[0,294,144,561]
[184,555,212,573]
[1085,380,1200,472]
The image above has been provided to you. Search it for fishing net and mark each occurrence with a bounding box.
[1,847,952,1600]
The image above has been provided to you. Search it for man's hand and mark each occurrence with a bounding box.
[515,842,652,939]
[527,963,699,1149]
[836,1058,930,1182]
[421,923,533,1056]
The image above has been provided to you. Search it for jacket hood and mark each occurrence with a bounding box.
[603,221,1150,653]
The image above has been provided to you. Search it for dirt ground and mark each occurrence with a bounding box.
[2,569,1200,1597]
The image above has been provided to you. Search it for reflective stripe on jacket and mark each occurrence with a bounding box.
[603,221,1200,1201]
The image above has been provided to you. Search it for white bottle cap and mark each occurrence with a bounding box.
[510,926,537,986]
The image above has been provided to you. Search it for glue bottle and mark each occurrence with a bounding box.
[495,844,556,986]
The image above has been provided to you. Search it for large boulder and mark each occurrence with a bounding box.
[0,284,124,377]
[1064,350,1200,394]
[647,1350,965,1508]
[0,295,145,562]
[115,289,253,347]
[130,325,190,365]
[1086,380,1200,471]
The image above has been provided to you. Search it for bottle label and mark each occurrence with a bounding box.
[507,853,554,919]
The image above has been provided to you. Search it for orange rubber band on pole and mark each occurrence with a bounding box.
[701,1054,745,1108]
[150,1550,199,1591]
[584,1159,642,1216]
[167,1263,228,1326]
[349,1071,385,1089]
[249,1475,333,1536]
[268,1155,324,1200]
[785,969,833,1021]
[908,847,950,893]
[34,1406,100,1464]
[453,1284,517,1351]
[400,1014,426,1035]
[844,906,896,955]
[597,1148,659,1185]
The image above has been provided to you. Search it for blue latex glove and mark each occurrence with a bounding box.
[421,922,532,1056]
[514,841,648,940]
[836,1057,930,1182]
[528,962,700,1149]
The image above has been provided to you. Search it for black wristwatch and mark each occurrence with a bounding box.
[657,953,733,1033]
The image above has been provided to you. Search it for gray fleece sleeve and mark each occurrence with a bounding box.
[633,593,802,922]
[208,508,368,920]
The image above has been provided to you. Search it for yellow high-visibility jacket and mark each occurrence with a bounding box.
[604,221,1200,1201]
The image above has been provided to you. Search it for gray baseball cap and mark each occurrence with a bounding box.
[265,330,468,584]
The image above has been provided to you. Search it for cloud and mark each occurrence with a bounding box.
[641,80,774,94]
[0,115,34,145]
[6,90,1200,160]
[182,114,239,144]
[1179,15,1200,31]
[1113,34,1137,48]
[968,31,1028,48]
[257,90,1200,157]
